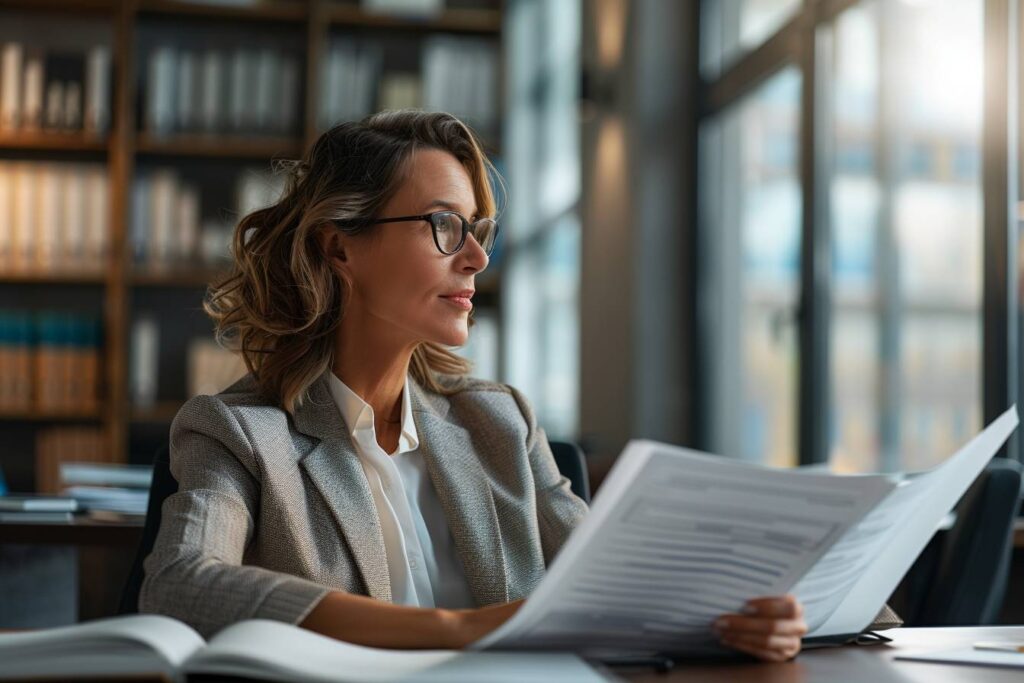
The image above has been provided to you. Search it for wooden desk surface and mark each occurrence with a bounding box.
[0,517,143,545]
[618,626,1024,682]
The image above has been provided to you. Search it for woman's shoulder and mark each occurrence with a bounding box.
[426,374,536,429]
[437,373,513,395]
[172,373,290,438]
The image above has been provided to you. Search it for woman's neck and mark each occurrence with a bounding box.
[332,312,417,434]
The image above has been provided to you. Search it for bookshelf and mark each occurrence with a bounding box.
[0,0,505,491]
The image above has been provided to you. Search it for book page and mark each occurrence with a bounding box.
[472,441,896,656]
[186,619,604,683]
[0,614,203,680]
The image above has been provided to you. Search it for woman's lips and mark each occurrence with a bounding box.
[440,295,473,310]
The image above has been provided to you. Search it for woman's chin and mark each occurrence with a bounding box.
[425,327,469,348]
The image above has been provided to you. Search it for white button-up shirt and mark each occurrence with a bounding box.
[326,372,476,609]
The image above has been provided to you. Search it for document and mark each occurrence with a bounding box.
[473,407,1018,657]
[0,615,606,683]
[894,647,1024,669]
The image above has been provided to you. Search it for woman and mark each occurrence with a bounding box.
[138,110,807,662]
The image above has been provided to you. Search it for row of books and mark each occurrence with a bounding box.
[422,36,499,139]
[0,43,112,135]
[131,320,247,408]
[0,312,102,413]
[34,427,108,496]
[130,166,285,268]
[146,46,301,138]
[316,36,499,137]
[0,162,109,273]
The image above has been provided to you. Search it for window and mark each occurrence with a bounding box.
[502,0,581,439]
[700,0,802,79]
[827,0,983,472]
[698,0,996,470]
[700,67,802,466]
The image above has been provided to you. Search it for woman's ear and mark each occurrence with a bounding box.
[316,224,349,270]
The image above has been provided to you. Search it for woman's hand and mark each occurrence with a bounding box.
[712,594,808,662]
[441,599,526,649]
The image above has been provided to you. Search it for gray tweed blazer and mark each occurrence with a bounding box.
[137,370,589,638]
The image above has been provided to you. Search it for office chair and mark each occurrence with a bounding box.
[548,440,591,504]
[119,438,591,614]
[891,458,1022,626]
[118,444,176,615]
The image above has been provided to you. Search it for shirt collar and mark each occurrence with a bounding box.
[326,372,420,454]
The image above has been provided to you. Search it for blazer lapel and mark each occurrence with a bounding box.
[409,379,510,606]
[292,372,392,602]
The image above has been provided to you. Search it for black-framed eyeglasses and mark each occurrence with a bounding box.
[332,211,499,256]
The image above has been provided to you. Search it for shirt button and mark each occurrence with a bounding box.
[409,559,418,569]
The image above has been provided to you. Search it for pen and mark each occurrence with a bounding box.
[973,642,1024,653]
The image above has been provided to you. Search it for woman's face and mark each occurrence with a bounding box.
[327,148,490,348]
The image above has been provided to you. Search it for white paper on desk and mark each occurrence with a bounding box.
[800,406,1018,637]
[895,648,1024,669]
[472,440,897,656]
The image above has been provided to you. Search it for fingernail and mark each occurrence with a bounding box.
[714,617,729,630]
[742,604,757,615]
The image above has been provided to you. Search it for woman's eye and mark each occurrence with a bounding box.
[436,215,459,232]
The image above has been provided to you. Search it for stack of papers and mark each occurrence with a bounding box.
[63,486,148,518]
[0,494,77,523]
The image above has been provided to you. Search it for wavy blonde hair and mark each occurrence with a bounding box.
[204,110,503,413]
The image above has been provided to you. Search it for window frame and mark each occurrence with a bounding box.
[695,0,1020,465]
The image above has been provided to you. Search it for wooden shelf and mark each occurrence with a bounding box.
[0,270,108,284]
[328,5,502,34]
[0,408,103,421]
[130,267,228,287]
[136,132,303,159]
[138,0,307,23]
[0,130,109,152]
[0,517,143,546]
[0,0,115,15]
[0,0,508,481]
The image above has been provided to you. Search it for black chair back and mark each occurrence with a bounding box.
[549,440,591,504]
[118,445,178,615]
[892,458,1022,626]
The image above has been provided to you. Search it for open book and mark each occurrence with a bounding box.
[0,616,603,682]
[472,406,1019,658]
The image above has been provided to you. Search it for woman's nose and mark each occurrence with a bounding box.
[460,233,489,273]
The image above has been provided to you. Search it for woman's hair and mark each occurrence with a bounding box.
[204,110,503,413]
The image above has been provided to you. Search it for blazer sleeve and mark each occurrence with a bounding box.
[507,385,589,564]
[137,394,330,638]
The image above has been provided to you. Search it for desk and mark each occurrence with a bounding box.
[0,517,143,546]
[0,518,143,623]
[0,627,1021,682]
[621,626,1024,682]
